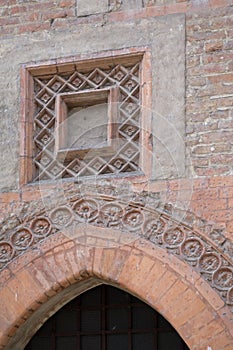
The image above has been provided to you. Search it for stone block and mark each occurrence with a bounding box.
[121,0,142,10]
[77,0,108,16]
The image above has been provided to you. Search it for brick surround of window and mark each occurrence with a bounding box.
[20,48,152,185]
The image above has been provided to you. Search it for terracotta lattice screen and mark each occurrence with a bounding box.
[20,49,151,184]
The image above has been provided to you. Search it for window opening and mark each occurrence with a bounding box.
[25,285,189,350]
[24,53,144,182]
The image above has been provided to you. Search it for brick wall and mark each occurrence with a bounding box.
[186,7,233,177]
[0,0,233,350]
[0,0,232,231]
[0,0,75,35]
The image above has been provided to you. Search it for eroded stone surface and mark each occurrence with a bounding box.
[77,0,108,16]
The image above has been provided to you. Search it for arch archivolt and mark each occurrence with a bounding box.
[1,188,233,308]
[0,186,233,349]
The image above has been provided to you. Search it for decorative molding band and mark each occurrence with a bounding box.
[0,184,233,310]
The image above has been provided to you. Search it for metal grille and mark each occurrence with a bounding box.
[25,285,189,350]
[32,61,141,182]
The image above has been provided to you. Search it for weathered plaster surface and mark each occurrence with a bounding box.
[0,14,185,190]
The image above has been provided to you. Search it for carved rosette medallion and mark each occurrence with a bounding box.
[11,228,33,250]
[199,253,221,273]
[143,218,166,243]
[50,207,73,227]
[181,238,204,260]
[213,267,233,290]
[122,209,144,231]
[0,242,14,262]
[30,217,52,238]
[100,203,123,227]
[73,199,98,222]
[163,228,185,247]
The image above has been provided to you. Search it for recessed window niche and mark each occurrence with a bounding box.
[20,48,152,183]
[55,88,119,162]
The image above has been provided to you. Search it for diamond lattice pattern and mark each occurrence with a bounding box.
[33,61,141,181]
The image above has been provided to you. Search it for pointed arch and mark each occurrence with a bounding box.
[0,189,233,349]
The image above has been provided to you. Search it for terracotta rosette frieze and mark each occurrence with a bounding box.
[0,188,233,312]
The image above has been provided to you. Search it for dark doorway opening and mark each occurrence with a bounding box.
[25,285,189,349]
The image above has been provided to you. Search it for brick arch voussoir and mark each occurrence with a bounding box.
[1,236,233,350]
